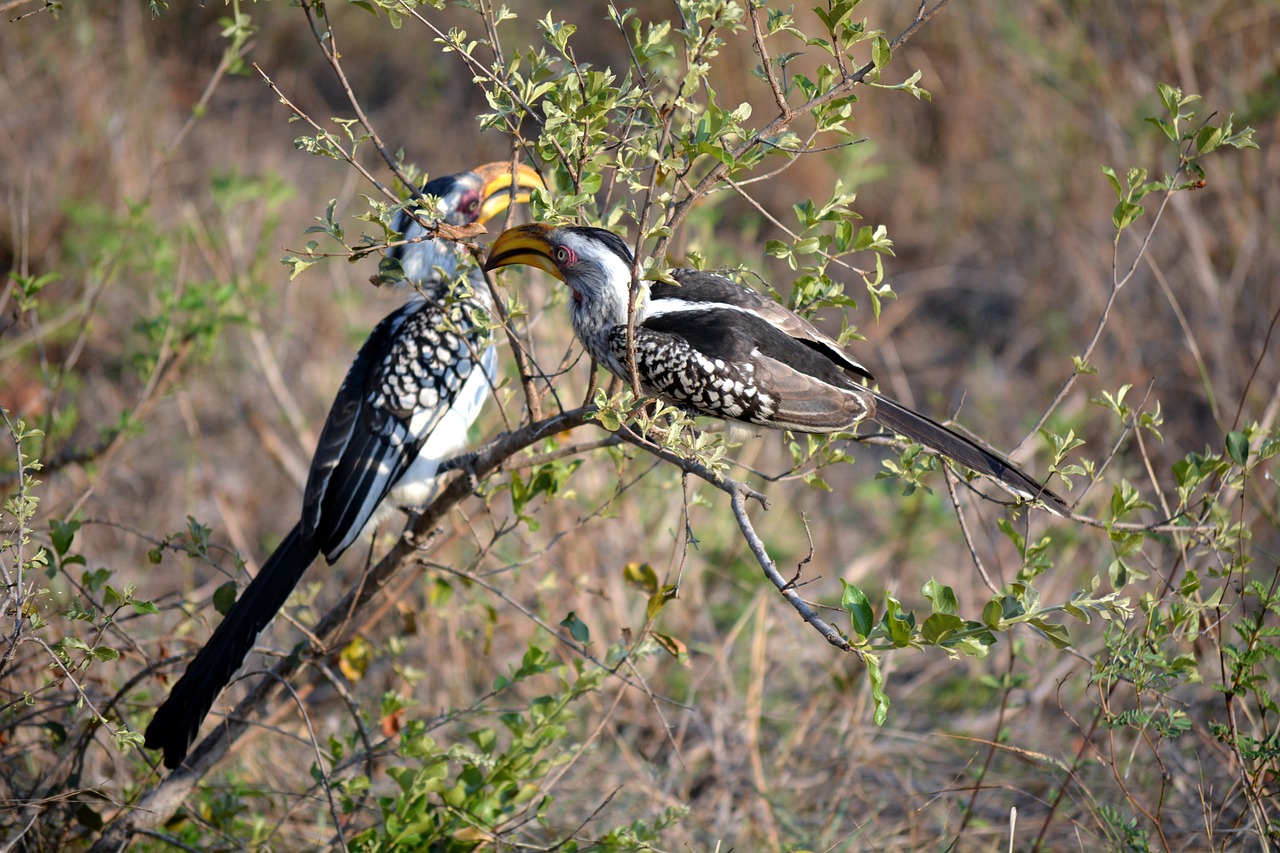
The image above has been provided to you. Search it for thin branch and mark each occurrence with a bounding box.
[729,487,852,652]
[942,469,999,595]
[251,62,481,248]
[1014,164,1187,455]
[300,1,413,191]
[299,0,483,250]
[87,407,594,851]
[891,0,954,49]
[747,1,791,115]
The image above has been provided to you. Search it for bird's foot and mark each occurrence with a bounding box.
[438,450,481,494]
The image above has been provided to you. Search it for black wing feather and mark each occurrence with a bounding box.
[656,269,874,380]
[635,300,1068,513]
[302,302,417,554]
[643,308,862,392]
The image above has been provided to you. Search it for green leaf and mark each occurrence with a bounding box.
[646,585,678,621]
[282,254,318,280]
[921,613,965,645]
[213,581,238,617]
[1109,558,1129,589]
[1029,618,1072,649]
[840,580,874,639]
[1143,116,1177,142]
[58,636,92,654]
[82,567,111,593]
[871,36,890,73]
[1225,431,1249,466]
[91,646,121,662]
[921,578,958,616]
[950,631,996,658]
[1100,166,1123,199]
[983,597,1005,630]
[803,472,831,491]
[997,518,1026,552]
[130,599,160,616]
[50,519,80,558]
[560,612,591,644]
[880,592,914,647]
[1195,124,1224,155]
[1112,200,1143,232]
[865,652,889,725]
[623,562,659,594]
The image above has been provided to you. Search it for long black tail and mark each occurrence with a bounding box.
[144,523,320,769]
[869,392,1069,516]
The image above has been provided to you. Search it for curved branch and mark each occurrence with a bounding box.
[729,487,852,652]
[607,424,853,650]
[88,407,593,850]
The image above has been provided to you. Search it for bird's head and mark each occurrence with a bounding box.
[421,162,544,227]
[485,223,639,369]
[385,163,544,288]
[484,223,635,310]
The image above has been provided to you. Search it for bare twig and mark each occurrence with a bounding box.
[1014,162,1188,456]
[942,469,999,595]
[729,487,852,652]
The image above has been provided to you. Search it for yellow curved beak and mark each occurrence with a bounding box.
[483,223,564,282]
[473,162,545,225]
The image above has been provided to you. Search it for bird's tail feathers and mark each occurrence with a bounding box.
[869,393,1069,516]
[144,523,320,770]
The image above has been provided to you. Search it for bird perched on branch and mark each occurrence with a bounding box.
[484,223,1068,516]
[144,162,544,770]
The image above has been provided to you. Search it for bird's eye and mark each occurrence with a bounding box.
[553,245,575,266]
[463,197,480,214]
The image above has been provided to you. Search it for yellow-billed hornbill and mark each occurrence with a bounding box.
[144,163,543,770]
[484,223,1068,516]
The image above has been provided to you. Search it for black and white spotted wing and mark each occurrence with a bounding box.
[610,305,873,432]
[303,290,492,559]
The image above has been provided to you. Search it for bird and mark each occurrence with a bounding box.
[143,162,544,770]
[483,223,1069,516]
[386,162,540,284]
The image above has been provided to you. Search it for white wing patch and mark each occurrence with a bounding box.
[644,297,769,325]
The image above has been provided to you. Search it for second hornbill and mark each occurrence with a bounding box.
[144,162,544,770]
[484,223,1068,516]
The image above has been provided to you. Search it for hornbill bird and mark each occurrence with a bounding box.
[484,223,1069,516]
[144,162,544,770]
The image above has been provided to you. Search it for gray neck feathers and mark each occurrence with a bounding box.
[567,244,645,376]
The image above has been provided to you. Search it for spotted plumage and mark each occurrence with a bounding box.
[145,164,541,771]
[376,299,480,415]
[485,223,1069,516]
[612,322,775,423]
[302,283,495,559]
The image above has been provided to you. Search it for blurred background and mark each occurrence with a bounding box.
[2,0,1277,848]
